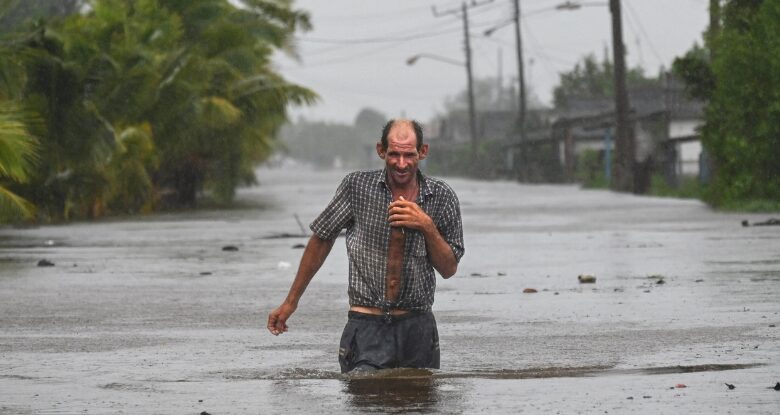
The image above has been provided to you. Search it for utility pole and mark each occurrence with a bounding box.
[462,2,478,158]
[513,0,527,181]
[609,0,634,192]
[433,0,493,160]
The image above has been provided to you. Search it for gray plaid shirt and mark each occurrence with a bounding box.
[310,169,464,311]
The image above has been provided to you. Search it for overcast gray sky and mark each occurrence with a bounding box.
[272,0,710,124]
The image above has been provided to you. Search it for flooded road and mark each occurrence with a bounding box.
[1,165,778,414]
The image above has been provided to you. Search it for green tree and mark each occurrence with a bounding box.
[13,22,116,219]
[702,0,780,207]
[141,0,317,205]
[553,53,659,109]
[1,0,316,219]
[672,43,715,100]
[0,102,38,221]
[0,15,39,222]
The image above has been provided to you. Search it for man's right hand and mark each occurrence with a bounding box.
[267,303,296,336]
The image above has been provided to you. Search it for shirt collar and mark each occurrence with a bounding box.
[378,169,433,200]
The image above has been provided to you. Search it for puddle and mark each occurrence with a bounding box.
[100,383,161,393]
[223,363,765,382]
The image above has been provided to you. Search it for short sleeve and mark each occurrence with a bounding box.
[438,187,465,263]
[310,175,354,240]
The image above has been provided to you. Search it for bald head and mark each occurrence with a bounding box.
[380,119,424,150]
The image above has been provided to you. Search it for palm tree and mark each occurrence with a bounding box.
[0,101,38,221]
[143,0,318,205]
[0,0,317,219]
[0,19,39,222]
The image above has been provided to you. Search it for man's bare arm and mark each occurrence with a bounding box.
[267,234,336,335]
[418,219,458,278]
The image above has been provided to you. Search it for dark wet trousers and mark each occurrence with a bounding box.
[338,311,440,373]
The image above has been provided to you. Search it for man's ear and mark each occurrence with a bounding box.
[376,142,386,159]
[418,143,429,160]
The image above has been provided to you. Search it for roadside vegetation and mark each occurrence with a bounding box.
[547,1,780,212]
[672,0,780,211]
[0,0,315,223]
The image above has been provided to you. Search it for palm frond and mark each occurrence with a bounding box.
[230,72,318,106]
[0,102,38,182]
[0,184,36,220]
[198,96,242,129]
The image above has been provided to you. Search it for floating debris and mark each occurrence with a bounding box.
[725,383,735,390]
[199,272,212,276]
[222,245,239,252]
[37,259,55,267]
[522,288,538,294]
[773,382,780,391]
[675,384,687,389]
[277,261,291,270]
[742,218,780,227]
[754,218,780,226]
[292,243,305,249]
[578,274,596,284]
[263,232,308,239]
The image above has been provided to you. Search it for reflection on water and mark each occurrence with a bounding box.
[333,363,765,413]
[342,370,442,413]
[223,362,764,382]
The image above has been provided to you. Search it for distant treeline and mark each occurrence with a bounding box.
[279,107,387,171]
[0,0,315,222]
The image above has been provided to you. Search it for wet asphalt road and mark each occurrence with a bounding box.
[1,164,778,414]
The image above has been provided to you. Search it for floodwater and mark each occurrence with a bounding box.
[1,164,778,414]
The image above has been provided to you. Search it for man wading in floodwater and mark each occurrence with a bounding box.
[267,119,464,373]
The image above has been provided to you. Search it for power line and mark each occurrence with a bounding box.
[296,9,509,46]
[295,25,463,45]
[521,15,570,75]
[292,1,561,62]
[287,12,513,69]
[308,4,433,23]
[277,40,411,70]
[623,0,663,65]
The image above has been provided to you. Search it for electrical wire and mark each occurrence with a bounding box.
[308,3,433,23]
[288,13,514,69]
[521,15,576,70]
[623,0,664,64]
[279,30,442,70]
[282,1,580,81]
[295,25,463,45]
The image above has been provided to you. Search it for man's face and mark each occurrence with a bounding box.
[377,122,428,188]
